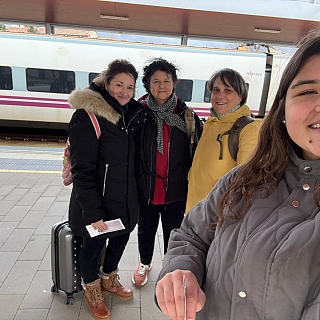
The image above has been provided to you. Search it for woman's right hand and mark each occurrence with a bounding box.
[91,219,108,232]
[155,269,206,320]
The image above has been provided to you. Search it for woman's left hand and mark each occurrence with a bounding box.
[91,219,108,232]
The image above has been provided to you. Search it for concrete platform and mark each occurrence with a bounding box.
[0,140,169,320]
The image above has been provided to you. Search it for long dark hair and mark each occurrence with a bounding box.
[217,31,320,226]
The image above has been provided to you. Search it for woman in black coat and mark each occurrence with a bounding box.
[132,58,203,288]
[67,59,143,320]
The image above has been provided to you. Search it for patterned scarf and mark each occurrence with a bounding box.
[146,93,187,154]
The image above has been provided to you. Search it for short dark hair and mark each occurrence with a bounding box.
[93,59,138,87]
[142,58,179,93]
[207,68,248,106]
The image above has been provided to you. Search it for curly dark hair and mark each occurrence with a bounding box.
[217,31,320,227]
[142,58,179,93]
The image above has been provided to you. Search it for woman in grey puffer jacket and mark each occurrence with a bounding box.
[155,31,320,320]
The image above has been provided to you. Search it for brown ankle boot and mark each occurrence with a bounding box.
[100,268,133,301]
[83,278,111,320]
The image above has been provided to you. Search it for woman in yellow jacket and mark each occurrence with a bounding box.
[186,68,261,212]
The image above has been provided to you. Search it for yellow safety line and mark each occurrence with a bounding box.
[0,169,61,174]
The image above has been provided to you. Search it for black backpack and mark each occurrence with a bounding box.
[216,115,255,161]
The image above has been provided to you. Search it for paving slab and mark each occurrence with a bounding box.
[0,143,174,320]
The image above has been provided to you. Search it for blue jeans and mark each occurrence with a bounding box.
[138,200,185,265]
[79,232,130,284]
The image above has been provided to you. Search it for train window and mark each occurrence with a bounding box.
[204,81,211,103]
[0,66,13,90]
[89,73,99,84]
[176,79,193,102]
[26,68,75,94]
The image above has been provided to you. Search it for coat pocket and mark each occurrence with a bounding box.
[102,164,109,197]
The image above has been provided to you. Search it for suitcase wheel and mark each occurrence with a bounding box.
[65,294,74,305]
[51,284,59,293]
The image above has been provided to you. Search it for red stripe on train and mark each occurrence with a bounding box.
[0,99,70,109]
[0,94,68,102]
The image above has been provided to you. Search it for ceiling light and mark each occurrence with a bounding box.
[100,14,130,21]
[254,28,280,34]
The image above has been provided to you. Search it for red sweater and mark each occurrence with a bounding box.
[152,121,171,205]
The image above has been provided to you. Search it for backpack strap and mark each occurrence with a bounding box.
[86,111,101,139]
[216,129,231,160]
[228,115,254,161]
[184,107,196,159]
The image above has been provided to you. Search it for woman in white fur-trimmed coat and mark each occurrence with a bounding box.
[67,60,144,320]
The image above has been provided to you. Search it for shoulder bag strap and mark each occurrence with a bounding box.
[184,107,196,158]
[86,111,101,139]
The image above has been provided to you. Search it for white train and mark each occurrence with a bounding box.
[0,32,292,130]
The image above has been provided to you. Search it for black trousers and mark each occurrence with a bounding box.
[138,200,185,265]
[79,232,130,284]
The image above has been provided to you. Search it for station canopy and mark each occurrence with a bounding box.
[1,0,320,45]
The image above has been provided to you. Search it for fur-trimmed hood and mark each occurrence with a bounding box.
[68,88,121,125]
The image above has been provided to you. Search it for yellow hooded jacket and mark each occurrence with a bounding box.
[186,105,261,212]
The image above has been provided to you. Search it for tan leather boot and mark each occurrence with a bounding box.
[83,278,111,320]
[100,268,133,301]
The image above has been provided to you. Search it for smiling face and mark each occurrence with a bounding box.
[285,55,320,160]
[149,70,174,106]
[105,72,135,106]
[211,77,242,115]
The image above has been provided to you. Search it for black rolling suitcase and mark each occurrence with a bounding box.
[51,220,83,305]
